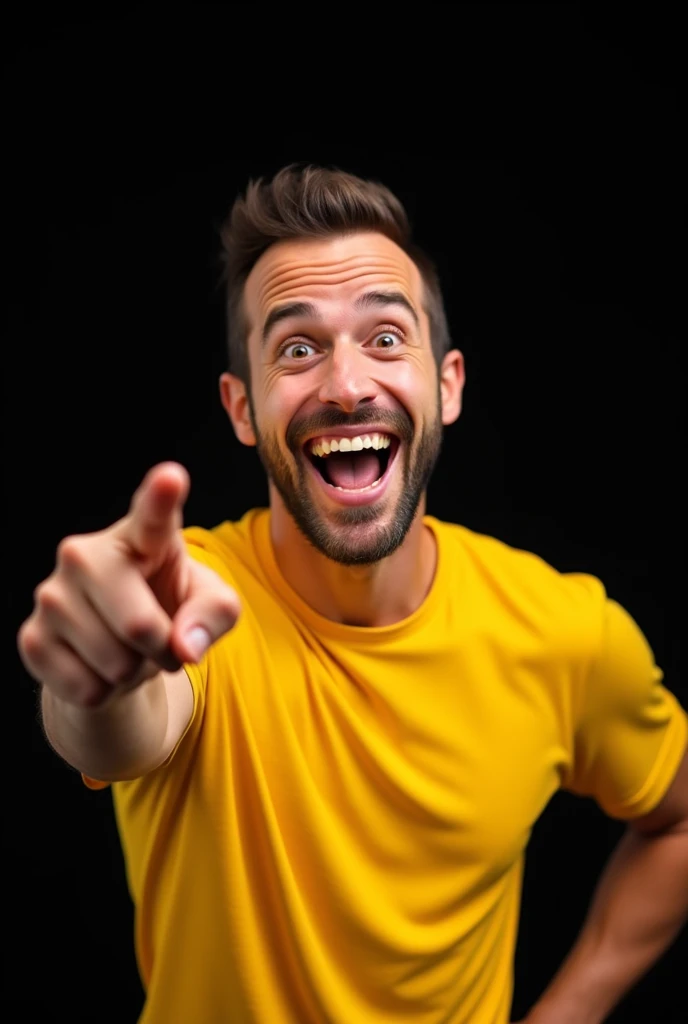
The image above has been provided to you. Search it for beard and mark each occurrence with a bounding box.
[245,383,443,567]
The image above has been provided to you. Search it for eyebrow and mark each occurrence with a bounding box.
[261,290,420,347]
[353,290,420,328]
[261,302,321,347]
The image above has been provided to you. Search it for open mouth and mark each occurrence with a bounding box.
[302,436,401,504]
[306,438,396,486]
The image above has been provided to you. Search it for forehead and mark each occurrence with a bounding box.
[244,232,424,322]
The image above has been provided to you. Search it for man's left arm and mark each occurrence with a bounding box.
[517,742,688,1024]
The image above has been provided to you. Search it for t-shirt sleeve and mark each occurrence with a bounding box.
[562,597,688,820]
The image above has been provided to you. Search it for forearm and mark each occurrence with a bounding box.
[526,824,688,1024]
[41,673,169,780]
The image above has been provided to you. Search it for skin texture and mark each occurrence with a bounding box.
[220,232,465,627]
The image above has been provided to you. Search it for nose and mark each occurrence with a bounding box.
[316,341,379,413]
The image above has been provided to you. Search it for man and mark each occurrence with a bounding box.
[18,165,688,1024]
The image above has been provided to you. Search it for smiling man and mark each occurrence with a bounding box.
[19,165,688,1024]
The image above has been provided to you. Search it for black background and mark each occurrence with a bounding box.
[6,5,686,1022]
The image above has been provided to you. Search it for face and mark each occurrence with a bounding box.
[221,231,464,566]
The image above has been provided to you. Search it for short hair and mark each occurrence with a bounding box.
[219,164,452,388]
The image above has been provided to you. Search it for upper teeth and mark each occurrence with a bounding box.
[309,433,392,457]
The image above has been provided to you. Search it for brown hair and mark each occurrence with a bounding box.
[218,164,452,388]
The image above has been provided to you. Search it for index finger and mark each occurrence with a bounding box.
[119,462,190,558]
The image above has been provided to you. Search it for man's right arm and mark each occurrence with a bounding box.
[18,463,240,783]
[40,666,194,781]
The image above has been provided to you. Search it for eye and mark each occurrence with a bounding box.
[370,327,403,350]
[277,326,403,361]
[279,340,317,360]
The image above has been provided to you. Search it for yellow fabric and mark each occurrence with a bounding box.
[86,509,687,1024]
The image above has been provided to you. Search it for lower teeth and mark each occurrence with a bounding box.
[331,476,384,493]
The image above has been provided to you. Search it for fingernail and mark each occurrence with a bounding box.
[185,627,211,661]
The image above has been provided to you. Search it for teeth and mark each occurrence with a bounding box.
[331,475,385,493]
[310,433,392,457]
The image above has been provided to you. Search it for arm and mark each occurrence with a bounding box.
[40,666,193,781]
[521,745,688,1024]
[18,463,240,783]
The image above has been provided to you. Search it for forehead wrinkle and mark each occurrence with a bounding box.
[260,261,407,297]
[259,251,405,280]
[261,268,416,312]
[256,255,411,299]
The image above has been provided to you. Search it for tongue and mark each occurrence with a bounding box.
[326,451,381,489]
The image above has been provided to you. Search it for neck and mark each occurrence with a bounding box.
[269,497,437,627]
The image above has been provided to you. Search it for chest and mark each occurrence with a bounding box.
[203,622,569,882]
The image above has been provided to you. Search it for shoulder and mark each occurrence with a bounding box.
[182,508,268,580]
[429,516,606,654]
[431,516,605,604]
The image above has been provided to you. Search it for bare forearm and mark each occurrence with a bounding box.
[40,674,169,780]
[526,826,688,1024]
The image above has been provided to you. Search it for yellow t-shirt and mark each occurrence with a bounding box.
[85,509,687,1024]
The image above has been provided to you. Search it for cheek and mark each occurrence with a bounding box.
[260,386,303,448]
[389,362,436,421]
[390,353,434,390]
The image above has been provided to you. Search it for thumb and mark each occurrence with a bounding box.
[170,558,242,664]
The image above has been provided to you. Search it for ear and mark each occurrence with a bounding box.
[219,372,257,447]
[439,349,465,427]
